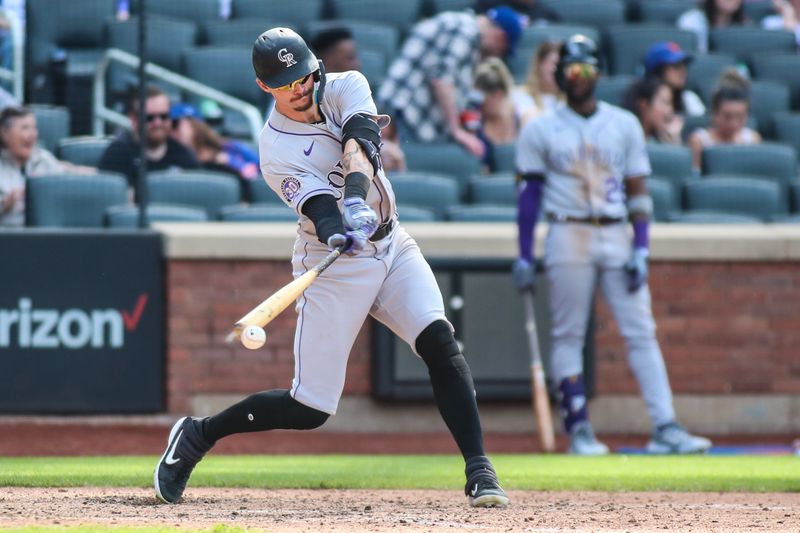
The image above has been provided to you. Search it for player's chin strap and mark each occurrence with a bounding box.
[313,60,327,107]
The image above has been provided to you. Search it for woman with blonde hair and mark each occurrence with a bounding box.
[473,57,518,172]
[512,41,564,123]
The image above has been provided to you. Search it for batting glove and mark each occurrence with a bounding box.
[511,258,536,292]
[342,197,378,237]
[625,248,649,293]
[327,229,370,256]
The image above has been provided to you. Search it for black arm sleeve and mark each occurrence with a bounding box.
[518,172,546,183]
[301,194,345,245]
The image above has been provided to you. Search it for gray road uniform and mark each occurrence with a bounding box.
[260,71,449,415]
[515,101,675,428]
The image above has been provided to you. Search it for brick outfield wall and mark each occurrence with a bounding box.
[166,260,800,413]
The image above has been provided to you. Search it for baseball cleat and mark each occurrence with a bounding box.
[465,455,510,508]
[646,422,712,454]
[569,420,609,456]
[154,416,214,504]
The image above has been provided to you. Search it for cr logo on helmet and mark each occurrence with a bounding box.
[278,48,297,67]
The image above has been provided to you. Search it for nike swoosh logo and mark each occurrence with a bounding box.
[303,140,314,156]
[469,483,478,497]
[165,429,183,465]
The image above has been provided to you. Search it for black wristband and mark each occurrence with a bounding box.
[343,171,370,200]
[301,194,346,244]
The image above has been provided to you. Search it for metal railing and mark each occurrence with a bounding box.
[92,48,264,144]
[0,8,25,102]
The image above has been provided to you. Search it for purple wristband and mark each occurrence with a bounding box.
[517,180,543,262]
[633,219,649,250]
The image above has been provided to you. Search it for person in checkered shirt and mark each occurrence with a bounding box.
[377,7,525,158]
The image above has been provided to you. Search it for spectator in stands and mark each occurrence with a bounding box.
[0,106,94,227]
[473,57,518,172]
[624,77,684,145]
[512,41,563,124]
[98,85,199,192]
[761,0,800,45]
[688,69,761,170]
[477,0,559,23]
[309,27,361,73]
[377,6,526,158]
[678,0,746,53]
[643,42,705,118]
[170,102,261,187]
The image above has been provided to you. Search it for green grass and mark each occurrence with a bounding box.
[0,455,798,492]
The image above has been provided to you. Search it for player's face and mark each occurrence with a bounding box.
[563,62,598,102]
[272,72,316,112]
[1,113,37,164]
[713,99,748,138]
[143,94,172,148]
[662,63,687,90]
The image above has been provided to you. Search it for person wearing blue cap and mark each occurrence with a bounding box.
[643,41,705,118]
[377,6,527,158]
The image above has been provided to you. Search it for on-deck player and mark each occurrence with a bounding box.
[154,27,508,508]
[512,35,712,456]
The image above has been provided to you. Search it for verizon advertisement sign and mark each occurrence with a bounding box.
[0,231,164,413]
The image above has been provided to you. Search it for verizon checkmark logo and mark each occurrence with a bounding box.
[122,293,149,331]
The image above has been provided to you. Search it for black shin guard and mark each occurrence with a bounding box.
[202,389,329,442]
[415,320,485,459]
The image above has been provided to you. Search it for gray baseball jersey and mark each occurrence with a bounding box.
[515,101,675,428]
[258,71,448,415]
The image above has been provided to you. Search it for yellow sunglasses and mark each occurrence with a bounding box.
[564,63,598,80]
[273,73,313,91]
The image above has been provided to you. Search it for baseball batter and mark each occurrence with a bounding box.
[512,35,711,456]
[154,28,508,508]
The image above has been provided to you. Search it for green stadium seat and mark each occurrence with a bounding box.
[647,143,694,180]
[219,204,297,222]
[751,54,800,111]
[30,105,70,153]
[397,205,436,222]
[701,143,797,187]
[138,0,219,39]
[538,0,626,30]
[182,47,267,108]
[401,143,481,199]
[648,176,677,222]
[429,0,474,13]
[26,173,128,227]
[243,179,283,204]
[469,175,516,206]
[743,0,779,23]
[638,0,697,24]
[792,183,800,212]
[357,49,387,89]
[669,210,764,224]
[684,176,785,221]
[205,20,280,48]
[709,28,796,67]
[330,0,423,33]
[231,0,324,33]
[687,53,737,98]
[57,136,113,167]
[596,75,636,107]
[105,203,209,227]
[775,112,800,156]
[606,24,697,75]
[389,173,459,220]
[307,20,400,66]
[146,171,242,218]
[491,143,516,174]
[447,205,517,222]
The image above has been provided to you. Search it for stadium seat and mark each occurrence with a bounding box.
[397,205,436,221]
[205,20,280,48]
[469,175,516,205]
[146,171,242,218]
[140,0,219,39]
[743,0,779,23]
[429,0,474,13]
[26,173,128,227]
[638,0,697,24]
[491,143,516,174]
[648,176,677,222]
[401,143,481,199]
[606,24,697,76]
[182,47,266,108]
[751,54,800,111]
[243,179,283,204]
[388,173,460,220]
[358,50,387,89]
[219,204,298,222]
[231,0,324,34]
[791,183,800,212]
[511,24,601,83]
[105,203,209,227]
[538,0,626,30]
[669,210,763,224]
[701,143,797,187]
[446,204,517,222]
[647,143,694,181]
[687,53,737,98]
[774,113,800,154]
[25,0,116,79]
[709,28,796,67]
[306,20,400,66]
[750,81,791,138]
[56,136,112,167]
[330,0,423,33]
[30,105,70,153]
[596,75,636,107]
[684,176,785,221]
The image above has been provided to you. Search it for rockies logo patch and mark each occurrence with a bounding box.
[280,176,302,202]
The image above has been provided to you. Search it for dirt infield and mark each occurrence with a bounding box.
[1,487,798,532]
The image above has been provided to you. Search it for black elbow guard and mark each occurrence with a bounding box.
[342,113,382,175]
